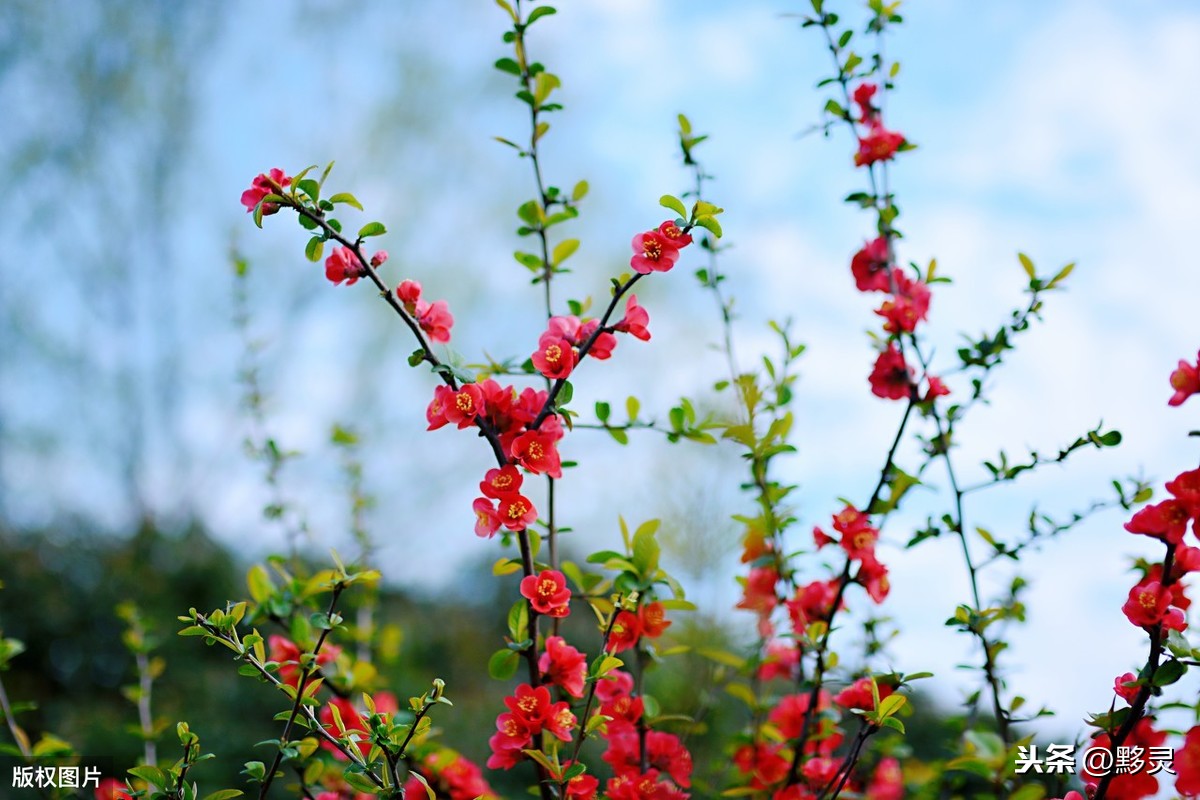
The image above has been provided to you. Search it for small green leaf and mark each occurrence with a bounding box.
[527,6,557,25]
[1018,252,1035,280]
[304,237,324,263]
[552,239,580,266]
[202,790,245,800]
[494,57,521,76]
[694,216,722,238]
[488,649,520,681]
[358,221,387,238]
[572,180,589,201]
[329,192,363,210]
[660,195,687,218]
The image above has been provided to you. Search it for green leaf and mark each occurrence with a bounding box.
[557,381,574,406]
[494,0,518,22]
[1018,252,1035,280]
[488,649,521,681]
[1152,659,1186,687]
[358,221,387,238]
[1009,785,1045,800]
[408,769,437,800]
[527,5,557,25]
[876,694,906,719]
[328,192,363,211]
[660,195,687,218]
[694,216,722,238]
[625,396,640,421]
[297,178,320,202]
[246,565,274,604]
[552,239,580,266]
[1046,261,1075,289]
[631,520,661,577]
[202,791,244,800]
[304,237,324,263]
[572,180,589,201]
[594,401,611,422]
[128,766,169,788]
[494,57,521,76]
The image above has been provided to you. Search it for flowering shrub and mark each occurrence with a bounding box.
[2,2,1198,800]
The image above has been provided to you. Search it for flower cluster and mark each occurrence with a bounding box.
[851,83,906,167]
[1118,468,1198,634]
[1087,354,1200,799]
[532,314,617,380]
[594,669,691,800]
[487,683,577,770]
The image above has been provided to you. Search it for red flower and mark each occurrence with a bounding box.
[540,635,587,698]
[852,83,878,123]
[443,384,485,429]
[607,610,643,653]
[866,757,903,800]
[1124,499,1191,545]
[606,731,692,788]
[473,498,502,539]
[319,693,397,760]
[639,601,671,638]
[268,635,341,688]
[855,123,906,167]
[504,683,553,729]
[510,429,563,478]
[240,168,291,215]
[1169,351,1200,407]
[737,567,779,616]
[857,553,891,604]
[520,570,572,618]
[369,250,388,267]
[480,464,523,498]
[615,294,651,341]
[565,764,600,800]
[834,677,894,711]
[487,711,532,770]
[415,299,454,343]
[532,333,576,379]
[869,344,913,400]
[578,319,618,360]
[1177,725,1200,796]
[758,640,800,682]
[498,493,537,531]
[1083,718,1166,799]
[1167,468,1200,518]
[95,778,132,800]
[733,743,790,790]
[657,220,693,249]
[875,271,931,334]
[923,375,951,402]
[769,692,824,739]
[630,230,682,274]
[1121,579,1186,631]
[851,237,891,292]
[426,385,453,430]
[396,279,422,306]
[325,246,363,286]
[1113,672,1140,705]
[787,579,841,628]
[801,757,838,789]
